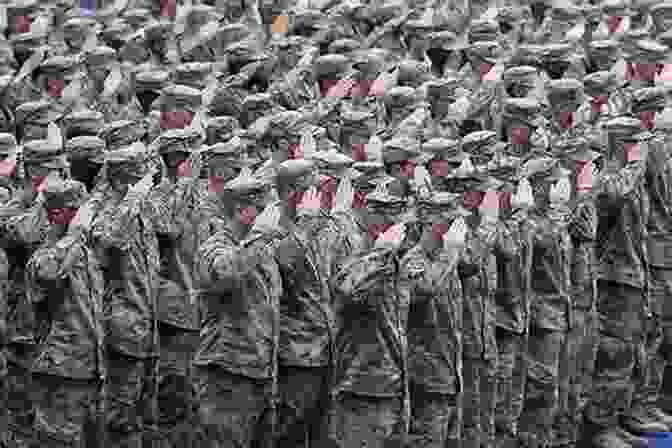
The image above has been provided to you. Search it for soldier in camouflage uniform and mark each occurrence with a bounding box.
[64,136,106,193]
[329,177,411,448]
[0,139,69,448]
[579,71,627,127]
[583,117,653,448]
[545,79,585,140]
[516,158,573,448]
[194,169,282,448]
[624,40,669,91]
[500,99,549,159]
[402,176,470,448]
[622,88,672,434]
[89,143,159,448]
[26,179,106,448]
[0,134,21,204]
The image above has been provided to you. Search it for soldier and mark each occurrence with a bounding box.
[651,3,672,37]
[15,101,63,143]
[583,117,652,448]
[502,66,541,100]
[146,127,206,448]
[624,40,669,90]
[623,88,672,434]
[329,178,411,448]
[420,138,468,193]
[60,17,98,56]
[402,171,470,448]
[500,99,549,159]
[26,179,106,448]
[61,109,105,140]
[579,71,628,126]
[592,0,634,40]
[552,138,601,448]
[0,134,21,203]
[425,78,463,139]
[545,79,585,140]
[89,143,159,448]
[64,136,106,193]
[0,138,69,448]
[516,158,573,448]
[193,169,282,448]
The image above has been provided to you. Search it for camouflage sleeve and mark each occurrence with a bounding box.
[569,199,597,242]
[332,248,393,300]
[90,198,145,251]
[197,230,268,292]
[0,247,7,344]
[596,144,648,201]
[490,222,519,260]
[457,238,481,279]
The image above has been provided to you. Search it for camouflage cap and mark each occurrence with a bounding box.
[100,19,132,47]
[428,31,467,51]
[159,85,203,110]
[10,31,47,54]
[583,71,618,97]
[224,168,269,196]
[341,108,377,126]
[311,150,360,178]
[503,66,538,88]
[425,77,461,100]
[291,8,328,32]
[631,87,668,113]
[217,23,253,49]
[84,46,117,68]
[23,139,68,168]
[550,2,585,21]
[206,138,247,169]
[98,120,147,150]
[416,191,471,218]
[135,70,170,93]
[157,128,202,155]
[462,131,500,155]
[554,136,602,162]
[276,159,317,189]
[313,53,350,78]
[602,0,635,16]
[625,39,670,63]
[382,136,422,164]
[16,101,61,127]
[542,43,574,62]
[366,179,407,205]
[421,138,466,162]
[205,116,239,143]
[65,136,106,163]
[144,20,173,42]
[328,39,362,55]
[0,133,17,156]
[62,17,97,34]
[508,44,545,67]
[267,111,305,139]
[223,38,267,66]
[62,109,105,138]
[603,116,652,140]
[651,2,672,27]
[403,16,436,35]
[547,78,584,111]
[519,157,567,181]
[104,143,149,177]
[502,98,544,126]
[173,62,213,89]
[468,20,500,44]
[122,8,153,28]
[42,179,88,209]
[589,39,620,57]
[467,41,502,64]
[38,55,79,78]
[352,161,387,187]
[383,86,417,109]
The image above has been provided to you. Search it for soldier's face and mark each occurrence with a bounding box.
[163,152,188,170]
[209,163,240,184]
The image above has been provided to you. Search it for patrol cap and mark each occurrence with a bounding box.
[602,0,635,16]
[542,43,573,62]
[383,86,417,109]
[42,179,88,209]
[549,2,585,21]
[428,31,467,51]
[65,136,106,163]
[276,159,318,190]
[224,168,269,197]
[341,108,377,127]
[503,66,538,88]
[62,17,97,35]
[421,138,466,162]
[502,98,544,126]
[403,16,436,36]
[266,111,305,139]
[206,138,247,169]
[104,143,149,178]
[217,23,253,49]
[466,41,501,64]
[603,116,651,140]
[62,109,105,138]
[508,44,544,67]
[205,116,239,143]
[84,46,117,68]
[98,120,147,150]
[583,71,617,97]
[382,136,422,164]
[16,101,62,127]
[99,19,132,49]
[468,20,499,43]
[519,157,566,181]
[313,53,350,78]
[157,128,202,155]
[159,85,203,110]
[546,78,584,111]
[426,77,462,100]
[651,2,672,28]
[626,39,669,63]
[0,133,17,156]
[173,62,212,89]
[241,94,282,127]
[416,191,471,218]
[311,150,360,178]
[554,136,602,162]
[631,87,667,113]
[328,39,362,55]
[134,70,170,93]
[366,179,407,206]
[38,55,79,77]
[23,139,68,168]
[462,131,499,155]
[351,161,387,189]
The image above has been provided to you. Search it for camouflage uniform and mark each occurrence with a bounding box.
[623,88,672,433]
[64,137,106,193]
[584,117,652,448]
[193,170,282,448]
[517,160,572,448]
[651,3,672,37]
[500,99,549,159]
[578,71,628,127]
[0,141,69,448]
[90,144,160,448]
[27,179,106,448]
[624,40,668,92]
[329,180,410,448]
[0,134,20,204]
[15,101,63,144]
[402,192,470,448]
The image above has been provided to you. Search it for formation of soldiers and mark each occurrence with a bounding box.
[3,0,672,448]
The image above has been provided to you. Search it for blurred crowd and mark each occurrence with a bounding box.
[2,0,672,448]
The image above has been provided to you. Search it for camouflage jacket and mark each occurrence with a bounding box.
[569,196,598,311]
[400,243,462,394]
[147,177,208,331]
[26,233,105,380]
[332,243,408,397]
[595,146,649,289]
[90,189,160,358]
[645,133,672,269]
[0,247,7,348]
[194,227,283,380]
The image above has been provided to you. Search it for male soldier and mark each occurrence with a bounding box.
[33,55,81,111]
[64,136,106,193]
[552,138,600,448]
[26,179,106,448]
[420,138,468,193]
[502,66,541,100]
[329,178,411,448]
[579,71,627,126]
[583,117,653,448]
[592,0,634,41]
[402,171,470,448]
[134,70,170,117]
[545,79,585,140]
[622,88,672,434]
[60,17,98,56]
[89,143,159,448]
[651,3,672,36]
[516,158,573,448]
[97,120,147,152]
[500,99,549,159]
[15,101,63,143]
[146,128,206,448]
[61,109,105,140]
[194,169,282,448]
[0,140,69,448]
[624,40,669,90]
[0,134,21,203]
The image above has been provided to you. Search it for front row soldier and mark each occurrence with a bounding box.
[26,179,106,448]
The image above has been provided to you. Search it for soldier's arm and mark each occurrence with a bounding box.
[595,144,648,201]
[569,199,597,243]
[90,197,147,251]
[4,205,48,246]
[332,249,390,300]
